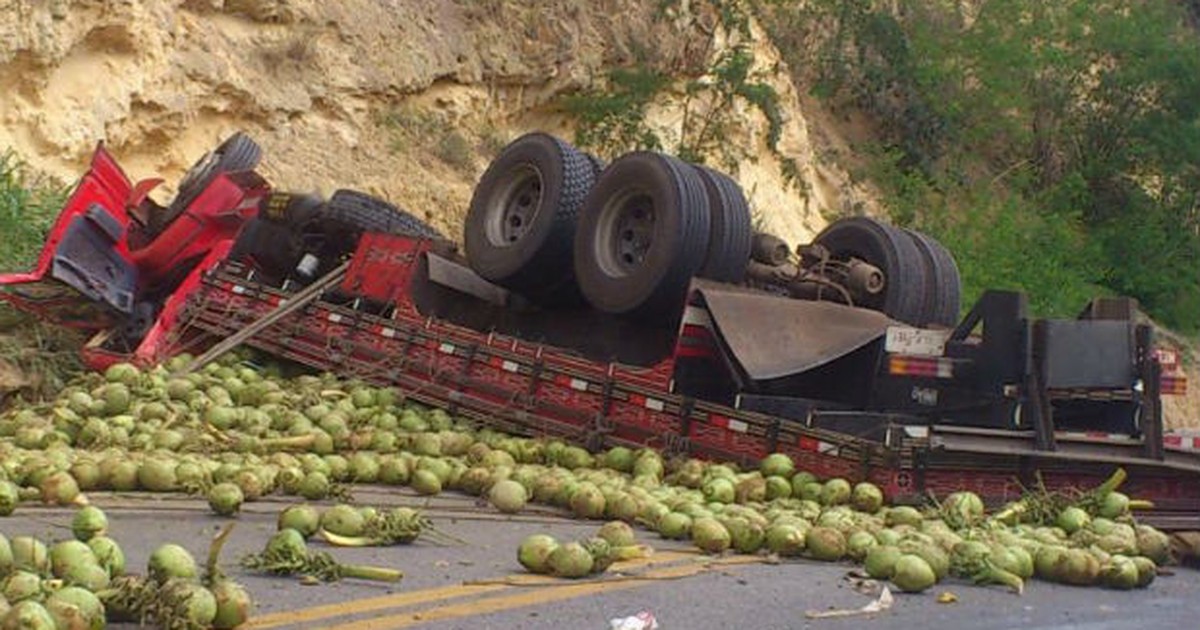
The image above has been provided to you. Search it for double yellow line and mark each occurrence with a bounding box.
[245,551,757,629]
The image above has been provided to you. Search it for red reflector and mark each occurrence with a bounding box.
[1161,375,1187,396]
[888,355,953,378]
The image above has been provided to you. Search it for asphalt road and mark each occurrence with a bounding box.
[2,487,1197,630]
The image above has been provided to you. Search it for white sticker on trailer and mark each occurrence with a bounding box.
[727,419,749,433]
[885,327,950,356]
[327,313,343,323]
[439,342,456,354]
[569,378,588,391]
[644,397,665,412]
[501,360,519,373]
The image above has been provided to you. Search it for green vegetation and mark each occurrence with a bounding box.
[376,105,478,174]
[762,0,1200,331]
[561,0,800,186]
[0,150,68,272]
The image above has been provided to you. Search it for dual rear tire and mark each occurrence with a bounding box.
[465,133,958,326]
[465,136,753,318]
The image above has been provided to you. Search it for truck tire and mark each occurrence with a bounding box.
[574,152,711,318]
[323,189,441,239]
[464,133,595,297]
[904,228,961,327]
[585,152,607,177]
[229,218,304,279]
[813,216,928,325]
[692,165,752,283]
[151,132,262,237]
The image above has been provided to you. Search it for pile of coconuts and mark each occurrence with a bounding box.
[0,353,1179,602]
[0,506,251,629]
[517,521,652,578]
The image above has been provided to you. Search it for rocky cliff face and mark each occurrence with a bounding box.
[0,0,875,244]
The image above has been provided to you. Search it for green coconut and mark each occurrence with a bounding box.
[1134,524,1171,565]
[488,480,528,514]
[321,505,367,537]
[820,479,852,506]
[64,562,109,591]
[208,483,245,517]
[1056,506,1091,535]
[275,505,320,539]
[49,540,96,579]
[46,586,104,630]
[2,601,55,630]
[163,579,218,628]
[408,468,440,495]
[657,512,692,540]
[597,522,637,548]
[211,579,254,629]
[548,542,594,578]
[10,537,48,575]
[941,491,984,529]
[1097,491,1130,519]
[70,507,108,542]
[788,471,816,494]
[1056,548,1102,586]
[765,523,806,557]
[764,476,792,500]
[87,536,125,577]
[569,483,607,520]
[2,571,42,603]
[760,453,796,479]
[147,544,198,584]
[846,530,879,561]
[1102,555,1139,590]
[702,478,736,504]
[691,518,732,554]
[517,535,560,574]
[892,554,937,592]
[865,545,903,579]
[806,527,847,561]
[885,506,923,527]
[603,447,636,472]
[1130,556,1157,588]
[0,535,10,576]
[0,481,18,516]
[725,518,765,554]
[38,471,80,506]
[1034,545,1067,581]
[851,482,884,513]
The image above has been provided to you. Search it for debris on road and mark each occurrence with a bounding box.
[804,586,894,619]
[609,610,659,630]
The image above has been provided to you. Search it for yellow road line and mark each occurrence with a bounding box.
[320,555,760,630]
[245,550,699,629]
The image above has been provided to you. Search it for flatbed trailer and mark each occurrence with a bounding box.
[154,231,1200,529]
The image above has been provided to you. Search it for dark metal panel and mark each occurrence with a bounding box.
[1038,320,1134,389]
[50,206,137,314]
[697,283,894,380]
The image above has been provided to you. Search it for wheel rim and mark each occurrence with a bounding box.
[484,165,543,247]
[593,189,656,278]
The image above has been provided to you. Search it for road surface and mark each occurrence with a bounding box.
[2,487,1196,630]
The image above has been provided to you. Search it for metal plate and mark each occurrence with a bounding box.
[696,282,894,381]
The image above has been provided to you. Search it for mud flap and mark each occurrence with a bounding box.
[51,203,138,314]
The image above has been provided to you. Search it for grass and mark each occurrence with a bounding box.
[377,105,477,174]
[0,150,80,407]
[0,150,70,272]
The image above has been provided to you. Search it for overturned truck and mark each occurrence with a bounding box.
[1,132,1195,528]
